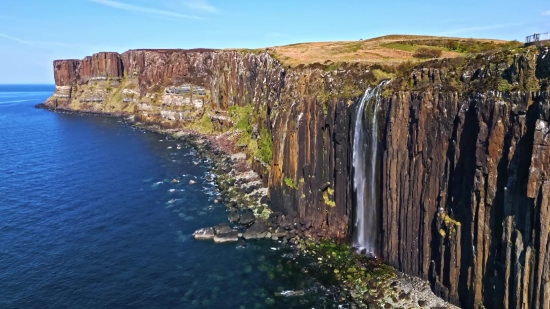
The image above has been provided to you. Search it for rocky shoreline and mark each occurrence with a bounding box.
[36,104,459,308]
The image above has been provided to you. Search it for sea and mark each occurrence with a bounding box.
[0,85,341,309]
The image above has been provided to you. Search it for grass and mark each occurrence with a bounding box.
[413,47,443,59]
[257,127,272,164]
[382,42,417,52]
[372,69,394,81]
[269,34,520,68]
[323,187,336,207]
[186,110,215,134]
[227,104,273,164]
[284,177,298,189]
[296,239,396,308]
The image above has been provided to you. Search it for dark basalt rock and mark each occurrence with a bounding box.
[47,45,550,309]
[193,227,215,240]
[213,231,239,243]
[228,211,240,223]
[242,221,268,239]
[238,211,255,226]
[213,223,232,234]
[225,201,237,209]
[271,227,288,238]
[259,195,269,205]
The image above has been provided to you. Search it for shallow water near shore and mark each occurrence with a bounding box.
[0,85,343,308]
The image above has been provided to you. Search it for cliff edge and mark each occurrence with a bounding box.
[43,36,550,309]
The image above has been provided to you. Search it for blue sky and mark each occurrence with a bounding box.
[0,0,549,83]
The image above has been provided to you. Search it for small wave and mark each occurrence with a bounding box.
[151,181,164,188]
[0,99,32,104]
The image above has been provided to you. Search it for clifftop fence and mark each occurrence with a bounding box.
[525,32,550,46]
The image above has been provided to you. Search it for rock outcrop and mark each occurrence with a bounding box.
[44,44,550,309]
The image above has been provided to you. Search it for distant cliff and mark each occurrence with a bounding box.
[45,42,550,309]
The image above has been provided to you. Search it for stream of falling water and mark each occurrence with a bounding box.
[352,81,388,257]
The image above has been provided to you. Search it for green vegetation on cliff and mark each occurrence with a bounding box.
[228,104,273,164]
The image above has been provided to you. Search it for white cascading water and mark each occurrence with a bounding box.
[352,81,388,257]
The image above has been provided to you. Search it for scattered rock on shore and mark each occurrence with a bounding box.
[193,227,215,240]
[213,223,233,234]
[239,211,256,225]
[243,221,268,239]
[228,211,240,223]
[213,231,239,243]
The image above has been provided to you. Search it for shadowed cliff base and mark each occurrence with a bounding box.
[43,34,550,309]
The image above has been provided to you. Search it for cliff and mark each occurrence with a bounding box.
[44,38,550,309]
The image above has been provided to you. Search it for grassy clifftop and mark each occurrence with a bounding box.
[261,35,521,68]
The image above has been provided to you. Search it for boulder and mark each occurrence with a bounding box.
[225,201,237,209]
[239,211,256,225]
[214,231,239,243]
[242,221,268,239]
[214,223,232,234]
[272,227,288,238]
[193,227,215,240]
[228,211,240,223]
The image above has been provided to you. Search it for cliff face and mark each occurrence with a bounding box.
[380,91,550,308]
[45,45,550,309]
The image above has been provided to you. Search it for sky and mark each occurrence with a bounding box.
[0,0,549,84]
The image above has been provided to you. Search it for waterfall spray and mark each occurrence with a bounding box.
[352,81,388,257]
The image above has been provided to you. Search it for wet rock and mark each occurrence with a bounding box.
[193,227,215,240]
[274,290,305,297]
[260,195,269,205]
[225,201,237,209]
[243,221,268,239]
[228,211,240,223]
[189,179,196,184]
[272,227,288,238]
[213,223,232,234]
[237,240,247,248]
[213,231,239,243]
[239,211,256,225]
[230,152,246,162]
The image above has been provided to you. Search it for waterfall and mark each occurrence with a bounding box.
[352,81,388,257]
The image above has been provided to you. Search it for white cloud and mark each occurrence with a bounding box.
[543,10,550,16]
[184,0,218,13]
[0,33,33,45]
[441,23,522,35]
[90,0,202,20]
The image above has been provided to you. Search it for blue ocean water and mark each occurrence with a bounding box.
[0,85,340,309]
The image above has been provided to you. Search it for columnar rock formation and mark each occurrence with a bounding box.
[44,45,550,309]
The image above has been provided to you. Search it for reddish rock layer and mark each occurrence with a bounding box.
[53,52,123,85]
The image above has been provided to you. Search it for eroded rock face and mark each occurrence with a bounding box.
[379,90,550,308]
[45,46,550,309]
